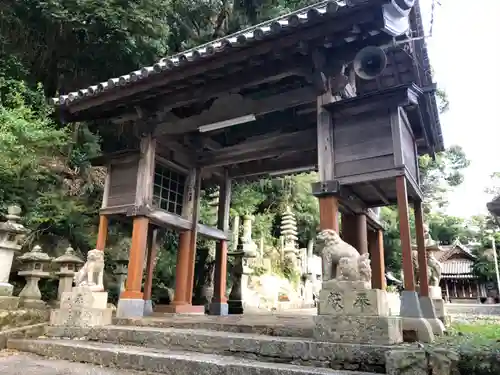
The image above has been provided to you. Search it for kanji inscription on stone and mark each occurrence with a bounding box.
[327,291,343,311]
[353,291,371,312]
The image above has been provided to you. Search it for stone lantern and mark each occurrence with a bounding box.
[17,245,52,308]
[0,205,28,309]
[53,246,84,302]
[114,258,128,294]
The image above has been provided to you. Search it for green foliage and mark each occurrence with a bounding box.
[419,145,470,213]
[433,322,500,375]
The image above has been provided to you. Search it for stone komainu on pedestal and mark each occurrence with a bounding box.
[314,229,403,345]
[51,249,112,328]
[74,249,105,292]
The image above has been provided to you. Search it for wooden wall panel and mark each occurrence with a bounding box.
[334,110,395,178]
[107,161,139,207]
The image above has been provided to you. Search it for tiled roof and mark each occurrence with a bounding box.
[442,260,476,279]
[51,0,414,108]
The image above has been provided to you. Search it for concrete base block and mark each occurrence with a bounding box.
[313,314,403,345]
[419,296,445,335]
[0,296,19,310]
[143,300,153,316]
[116,298,145,318]
[208,302,229,316]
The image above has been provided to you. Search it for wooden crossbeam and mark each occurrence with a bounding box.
[153,85,316,136]
[198,129,316,167]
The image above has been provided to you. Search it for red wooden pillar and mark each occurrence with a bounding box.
[95,215,108,251]
[121,217,149,300]
[395,176,415,291]
[319,196,340,232]
[143,227,158,315]
[210,171,231,315]
[414,201,430,297]
[355,213,368,255]
[369,229,386,290]
[170,231,192,307]
[341,213,355,246]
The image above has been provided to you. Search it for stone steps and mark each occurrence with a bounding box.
[114,314,316,338]
[7,338,378,375]
[44,325,391,373]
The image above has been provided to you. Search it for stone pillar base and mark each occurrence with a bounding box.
[400,291,434,343]
[143,300,153,316]
[117,298,146,318]
[155,303,205,314]
[51,287,112,327]
[0,296,19,310]
[419,296,445,335]
[208,302,229,316]
[314,280,403,345]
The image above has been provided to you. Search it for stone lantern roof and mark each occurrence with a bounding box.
[0,205,28,235]
[18,245,52,263]
[53,246,84,265]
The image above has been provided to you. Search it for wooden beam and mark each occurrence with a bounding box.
[201,143,315,168]
[366,182,390,205]
[153,86,315,136]
[199,129,316,167]
[146,209,228,241]
[230,151,317,178]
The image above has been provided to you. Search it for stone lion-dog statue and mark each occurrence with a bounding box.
[316,229,372,283]
[74,249,105,292]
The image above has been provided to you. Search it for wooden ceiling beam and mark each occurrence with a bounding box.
[198,129,316,167]
[152,83,316,137]
[230,150,317,179]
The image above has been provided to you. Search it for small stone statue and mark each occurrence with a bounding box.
[316,229,372,283]
[74,249,105,292]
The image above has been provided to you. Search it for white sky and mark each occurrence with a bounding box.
[420,0,500,218]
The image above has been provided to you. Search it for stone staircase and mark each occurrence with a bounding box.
[5,315,419,375]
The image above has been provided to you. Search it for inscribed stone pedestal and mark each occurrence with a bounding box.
[313,280,402,345]
[50,286,112,327]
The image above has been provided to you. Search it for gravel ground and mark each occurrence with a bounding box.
[0,351,158,375]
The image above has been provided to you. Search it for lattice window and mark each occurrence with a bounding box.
[153,164,186,215]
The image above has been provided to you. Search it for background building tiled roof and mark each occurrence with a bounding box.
[441,259,475,279]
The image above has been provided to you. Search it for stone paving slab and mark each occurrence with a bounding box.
[46,325,394,373]
[0,351,159,375]
[7,338,378,375]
